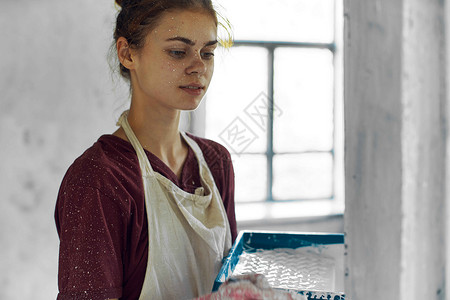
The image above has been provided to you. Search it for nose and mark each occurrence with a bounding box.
[185,53,207,75]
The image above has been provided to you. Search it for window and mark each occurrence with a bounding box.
[188,0,344,222]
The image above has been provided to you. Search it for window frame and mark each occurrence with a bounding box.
[230,40,336,204]
[186,0,345,223]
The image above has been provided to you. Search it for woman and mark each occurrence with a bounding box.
[55,1,301,299]
[55,0,236,299]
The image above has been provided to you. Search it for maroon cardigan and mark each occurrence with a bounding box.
[55,133,237,300]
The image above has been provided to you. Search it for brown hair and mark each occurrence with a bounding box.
[113,0,230,81]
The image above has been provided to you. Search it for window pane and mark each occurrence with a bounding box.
[218,0,334,43]
[274,48,334,152]
[205,47,268,154]
[232,154,267,202]
[273,153,333,200]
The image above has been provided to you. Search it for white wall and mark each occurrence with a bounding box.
[0,1,128,299]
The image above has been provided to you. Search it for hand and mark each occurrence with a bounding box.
[196,274,307,300]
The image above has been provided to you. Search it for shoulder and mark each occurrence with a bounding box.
[186,132,233,163]
[60,135,141,199]
[185,133,234,187]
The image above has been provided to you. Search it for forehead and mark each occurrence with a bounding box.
[152,9,217,43]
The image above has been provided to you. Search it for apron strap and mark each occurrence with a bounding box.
[181,132,219,189]
[117,111,154,177]
[181,132,203,158]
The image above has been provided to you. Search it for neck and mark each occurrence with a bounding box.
[130,99,185,155]
[114,97,189,178]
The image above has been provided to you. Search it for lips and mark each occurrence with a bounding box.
[180,83,204,89]
[179,83,205,95]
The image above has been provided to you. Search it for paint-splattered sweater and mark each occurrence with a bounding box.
[55,133,237,300]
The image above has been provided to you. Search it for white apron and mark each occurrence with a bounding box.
[118,111,232,300]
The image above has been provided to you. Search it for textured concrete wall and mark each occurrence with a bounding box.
[345,0,447,298]
[447,0,450,295]
[401,0,447,298]
[0,1,128,299]
[344,0,403,297]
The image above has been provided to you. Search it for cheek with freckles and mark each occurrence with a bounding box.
[160,61,182,88]
[163,60,177,72]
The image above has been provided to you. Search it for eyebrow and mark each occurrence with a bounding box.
[166,36,218,47]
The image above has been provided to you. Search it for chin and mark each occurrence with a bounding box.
[182,103,202,112]
[182,97,204,111]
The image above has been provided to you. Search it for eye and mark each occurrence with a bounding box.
[201,51,215,60]
[169,50,186,58]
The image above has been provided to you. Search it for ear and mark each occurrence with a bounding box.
[117,37,136,70]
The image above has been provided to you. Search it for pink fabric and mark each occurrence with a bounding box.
[55,134,237,300]
[198,274,300,300]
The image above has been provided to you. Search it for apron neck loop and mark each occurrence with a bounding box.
[118,110,154,177]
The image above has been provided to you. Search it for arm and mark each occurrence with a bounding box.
[223,156,237,242]
[55,185,125,299]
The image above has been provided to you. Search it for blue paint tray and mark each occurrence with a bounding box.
[213,231,345,300]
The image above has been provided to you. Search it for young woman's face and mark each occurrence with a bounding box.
[130,9,218,112]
